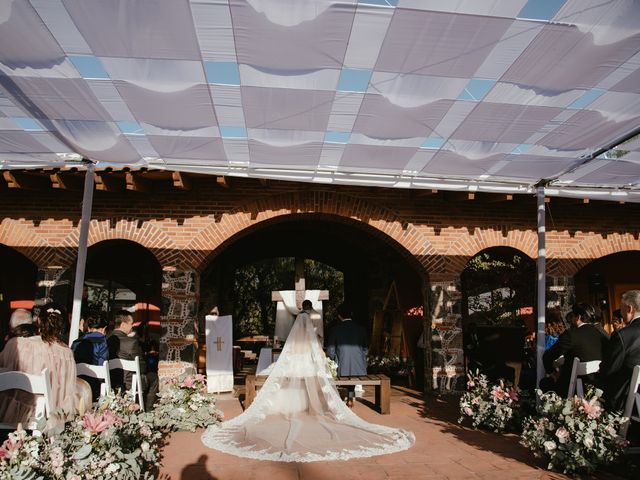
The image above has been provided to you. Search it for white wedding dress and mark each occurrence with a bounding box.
[201,315,415,462]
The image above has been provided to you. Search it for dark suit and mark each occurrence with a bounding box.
[326,319,368,376]
[107,329,144,393]
[599,317,640,412]
[542,323,608,397]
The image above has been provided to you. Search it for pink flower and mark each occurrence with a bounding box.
[128,403,141,412]
[463,406,473,416]
[193,374,206,383]
[82,410,122,434]
[507,388,519,402]
[555,426,570,444]
[492,386,507,402]
[580,397,602,419]
[471,396,480,405]
[467,380,475,389]
[182,376,195,388]
[0,436,23,460]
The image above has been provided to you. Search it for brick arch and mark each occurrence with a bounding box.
[550,233,640,277]
[187,190,435,277]
[0,219,54,266]
[444,227,537,277]
[57,219,187,268]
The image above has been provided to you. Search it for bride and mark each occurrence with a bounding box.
[201,310,415,462]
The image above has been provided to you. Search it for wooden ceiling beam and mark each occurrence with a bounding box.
[125,172,152,193]
[94,173,125,192]
[172,171,191,190]
[479,193,514,203]
[2,171,49,190]
[50,172,83,191]
[217,176,230,188]
[445,191,476,202]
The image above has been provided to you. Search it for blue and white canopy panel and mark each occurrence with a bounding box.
[1,0,640,201]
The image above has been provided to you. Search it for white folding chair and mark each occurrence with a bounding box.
[567,357,601,399]
[76,360,112,398]
[0,368,53,431]
[109,356,144,411]
[620,365,640,445]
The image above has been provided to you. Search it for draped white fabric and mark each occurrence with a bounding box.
[202,314,414,461]
[205,314,234,393]
[1,1,640,201]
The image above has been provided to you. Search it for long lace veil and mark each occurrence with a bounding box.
[202,314,415,462]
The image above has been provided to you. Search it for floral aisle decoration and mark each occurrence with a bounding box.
[325,357,338,379]
[520,389,629,475]
[367,354,413,377]
[458,370,528,432]
[0,394,162,480]
[152,374,223,432]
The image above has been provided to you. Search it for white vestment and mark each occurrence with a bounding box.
[205,314,234,393]
[202,315,414,462]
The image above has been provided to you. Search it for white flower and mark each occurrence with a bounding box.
[543,440,557,453]
[583,435,594,449]
[141,441,150,452]
[105,463,120,474]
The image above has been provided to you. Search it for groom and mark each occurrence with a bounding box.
[327,303,368,376]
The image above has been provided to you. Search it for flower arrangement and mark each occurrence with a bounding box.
[152,374,223,432]
[367,354,413,376]
[458,370,527,432]
[520,389,629,475]
[325,357,338,379]
[0,394,162,480]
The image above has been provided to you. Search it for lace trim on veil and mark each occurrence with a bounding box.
[202,315,415,462]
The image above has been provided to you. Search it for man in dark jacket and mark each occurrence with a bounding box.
[107,310,158,409]
[326,303,368,406]
[600,290,640,412]
[72,315,109,401]
[327,303,368,377]
[542,303,608,397]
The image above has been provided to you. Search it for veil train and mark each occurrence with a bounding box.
[201,315,415,462]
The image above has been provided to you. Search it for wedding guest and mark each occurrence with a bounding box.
[108,310,158,410]
[327,303,368,406]
[599,290,640,411]
[0,303,77,427]
[71,314,109,401]
[541,303,607,397]
[7,308,38,340]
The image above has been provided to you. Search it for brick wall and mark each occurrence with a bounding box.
[2,177,638,390]
[1,178,638,277]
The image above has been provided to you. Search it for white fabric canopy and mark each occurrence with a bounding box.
[1,0,640,201]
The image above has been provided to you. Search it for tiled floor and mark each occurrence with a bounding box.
[158,386,634,480]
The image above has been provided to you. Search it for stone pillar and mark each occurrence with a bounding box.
[429,279,465,393]
[547,276,575,317]
[34,266,71,313]
[158,268,199,383]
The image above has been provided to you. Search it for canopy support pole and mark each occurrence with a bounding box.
[69,161,95,346]
[536,186,546,387]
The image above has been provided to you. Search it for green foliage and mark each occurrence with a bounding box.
[462,250,535,326]
[231,258,343,338]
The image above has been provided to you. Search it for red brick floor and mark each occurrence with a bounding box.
[158,386,632,480]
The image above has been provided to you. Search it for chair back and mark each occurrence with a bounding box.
[108,356,144,411]
[76,360,112,398]
[0,368,53,430]
[567,357,601,399]
[620,365,640,440]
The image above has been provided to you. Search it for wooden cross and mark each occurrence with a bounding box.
[214,336,224,352]
[271,257,329,307]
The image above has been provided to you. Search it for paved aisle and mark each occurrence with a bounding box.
[158,388,624,480]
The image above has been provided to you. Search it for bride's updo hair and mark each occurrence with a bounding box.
[39,302,67,344]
